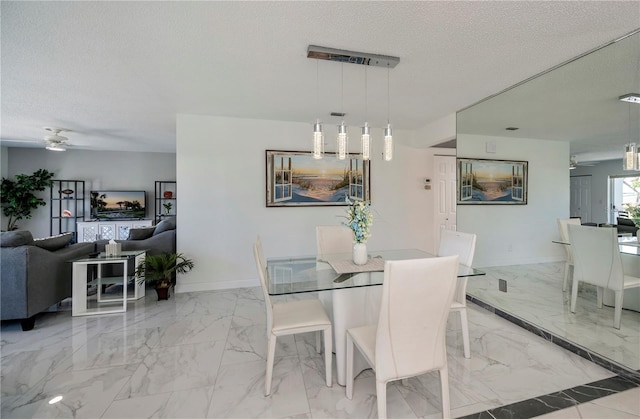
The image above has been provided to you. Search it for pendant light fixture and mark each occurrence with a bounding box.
[621,94,639,170]
[361,67,371,160]
[337,63,348,160]
[312,59,324,159]
[383,64,394,161]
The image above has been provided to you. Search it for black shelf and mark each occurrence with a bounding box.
[50,180,86,242]
[154,181,177,224]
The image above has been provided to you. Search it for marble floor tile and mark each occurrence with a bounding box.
[1,278,637,419]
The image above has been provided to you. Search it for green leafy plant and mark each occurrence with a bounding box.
[163,201,173,215]
[1,169,55,230]
[135,253,194,289]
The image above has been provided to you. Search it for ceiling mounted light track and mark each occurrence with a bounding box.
[619,93,640,104]
[307,45,400,68]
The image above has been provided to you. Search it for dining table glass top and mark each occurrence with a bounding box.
[266,248,485,296]
[553,235,640,256]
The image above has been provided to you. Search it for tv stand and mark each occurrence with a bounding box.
[77,220,153,242]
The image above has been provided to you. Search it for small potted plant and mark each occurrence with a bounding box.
[135,253,194,300]
[163,201,173,215]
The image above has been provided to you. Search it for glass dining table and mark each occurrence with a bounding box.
[265,248,485,386]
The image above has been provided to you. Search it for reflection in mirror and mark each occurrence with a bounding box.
[457,29,640,376]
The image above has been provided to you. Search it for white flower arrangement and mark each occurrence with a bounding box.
[343,198,373,244]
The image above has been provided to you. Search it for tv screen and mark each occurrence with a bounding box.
[90,190,146,220]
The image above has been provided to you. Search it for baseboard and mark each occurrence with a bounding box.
[175,278,260,293]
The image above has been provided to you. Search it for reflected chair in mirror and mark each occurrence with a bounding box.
[253,236,333,395]
[437,229,477,359]
[557,218,581,292]
[567,225,640,329]
[345,255,459,419]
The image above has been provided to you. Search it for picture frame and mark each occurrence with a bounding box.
[266,150,370,207]
[457,157,528,205]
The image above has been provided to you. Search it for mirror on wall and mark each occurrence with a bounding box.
[457,29,640,374]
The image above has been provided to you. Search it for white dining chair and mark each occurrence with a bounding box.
[557,218,581,291]
[315,225,354,328]
[567,224,640,329]
[253,236,333,395]
[316,225,353,257]
[437,229,477,359]
[345,255,459,419]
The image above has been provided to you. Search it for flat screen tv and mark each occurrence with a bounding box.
[90,190,146,220]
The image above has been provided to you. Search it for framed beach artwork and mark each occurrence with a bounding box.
[457,158,528,205]
[265,150,370,207]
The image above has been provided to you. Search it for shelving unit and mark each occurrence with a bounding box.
[154,181,177,224]
[50,180,86,242]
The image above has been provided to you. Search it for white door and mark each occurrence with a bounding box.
[434,155,457,250]
[570,175,591,222]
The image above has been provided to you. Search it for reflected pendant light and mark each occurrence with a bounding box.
[623,102,639,170]
[337,63,348,160]
[361,67,371,160]
[383,65,394,161]
[313,60,324,159]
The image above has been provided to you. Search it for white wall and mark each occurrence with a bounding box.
[3,148,176,237]
[176,114,436,292]
[457,134,568,267]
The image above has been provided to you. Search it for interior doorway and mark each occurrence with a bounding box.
[433,155,457,250]
[570,175,591,222]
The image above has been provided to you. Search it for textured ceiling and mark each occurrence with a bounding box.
[1,1,639,154]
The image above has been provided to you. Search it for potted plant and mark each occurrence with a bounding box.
[135,253,194,300]
[1,169,55,230]
[163,201,173,215]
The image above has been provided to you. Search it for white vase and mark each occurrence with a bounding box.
[353,242,368,265]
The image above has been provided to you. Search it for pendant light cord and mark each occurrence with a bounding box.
[364,66,368,121]
[341,63,344,125]
[387,64,390,124]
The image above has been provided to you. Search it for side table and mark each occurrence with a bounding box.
[70,250,146,316]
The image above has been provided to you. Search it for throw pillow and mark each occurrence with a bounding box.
[0,230,34,247]
[32,232,74,251]
[128,227,156,240]
[153,218,176,236]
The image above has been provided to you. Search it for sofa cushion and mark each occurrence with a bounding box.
[32,232,74,251]
[128,227,156,240]
[153,218,176,236]
[0,230,34,247]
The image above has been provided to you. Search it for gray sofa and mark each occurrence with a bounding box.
[1,230,95,330]
[95,217,176,256]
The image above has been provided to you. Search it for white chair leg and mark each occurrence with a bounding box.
[562,262,570,292]
[439,367,451,419]
[324,327,332,387]
[315,330,321,354]
[265,334,277,396]
[614,290,623,329]
[570,278,579,313]
[460,308,470,359]
[376,380,387,419]
[346,333,354,399]
[596,286,603,308]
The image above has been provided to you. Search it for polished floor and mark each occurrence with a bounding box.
[0,280,638,418]
[467,261,640,372]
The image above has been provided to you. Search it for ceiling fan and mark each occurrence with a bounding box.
[569,155,598,170]
[43,127,71,151]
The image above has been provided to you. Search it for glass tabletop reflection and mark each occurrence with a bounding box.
[266,248,484,295]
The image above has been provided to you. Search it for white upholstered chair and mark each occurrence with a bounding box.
[345,255,459,419]
[437,229,477,359]
[557,218,581,292]
[567,224,640,329]
[253,236,333,395]
[316,225,353,257]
